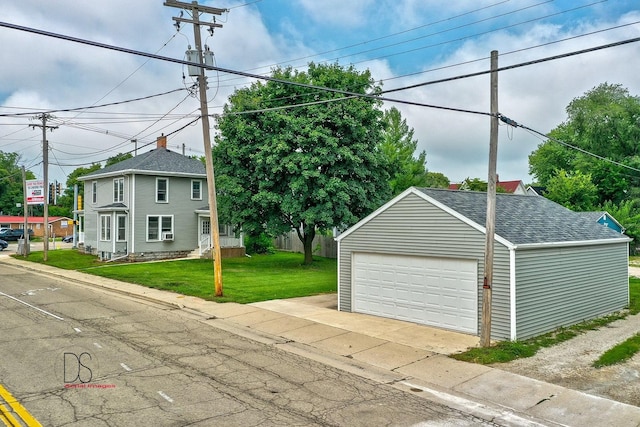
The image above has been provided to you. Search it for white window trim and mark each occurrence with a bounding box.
[146,214,174,242]
[116,214,127,242]
[91,181,97,204]
[100,214,111,241]
[113,178,124,203]
[156,178,169,203]
[191,179,202,200]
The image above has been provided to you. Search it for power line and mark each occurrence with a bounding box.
[227,0,513,77]
[498,114,640,174]
[0,88,187,117]
[211,0,598,88]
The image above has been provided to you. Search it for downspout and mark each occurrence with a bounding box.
[130,174,135,255]
[336,237,341,311]
[510,248,517,340]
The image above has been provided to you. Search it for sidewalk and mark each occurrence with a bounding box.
[3,254,640,427]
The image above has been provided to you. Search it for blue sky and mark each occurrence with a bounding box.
[1,0,639,186]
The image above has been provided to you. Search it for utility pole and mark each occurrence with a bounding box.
[164,0,226,296]
[21,166,29,256]
[481,51,499,347]
[132,139,138,156]
[31,113,58,262]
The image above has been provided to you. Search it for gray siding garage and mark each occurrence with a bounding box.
[337,187,630,341]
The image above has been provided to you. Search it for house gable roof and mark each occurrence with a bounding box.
[579,211,625,232]
[449,179,526,194]
[337,187,630,248]
[78,148,206,180]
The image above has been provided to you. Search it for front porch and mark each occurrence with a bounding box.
[196,214,245,258]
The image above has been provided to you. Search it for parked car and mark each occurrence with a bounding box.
[0,228,34,241]
[62,235,74,243]
[0,239,7,251]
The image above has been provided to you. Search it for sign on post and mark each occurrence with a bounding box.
[26,180,45,205]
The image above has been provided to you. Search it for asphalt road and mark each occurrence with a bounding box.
[0,262,499,426]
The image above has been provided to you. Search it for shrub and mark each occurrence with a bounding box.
[244,232,274,255]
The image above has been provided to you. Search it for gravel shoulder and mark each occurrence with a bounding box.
[492,268,640,406]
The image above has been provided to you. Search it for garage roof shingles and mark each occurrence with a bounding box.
[417,188,625,245]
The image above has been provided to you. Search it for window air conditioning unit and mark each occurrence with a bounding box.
[162,232,174,241]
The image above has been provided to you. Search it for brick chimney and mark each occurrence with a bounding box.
[157,134,167,149]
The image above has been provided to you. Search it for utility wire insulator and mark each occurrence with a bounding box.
[499,114,519,127]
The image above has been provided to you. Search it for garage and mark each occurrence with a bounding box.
[337,187,630,340]
[352,252,477,333]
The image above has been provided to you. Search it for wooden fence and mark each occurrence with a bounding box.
[273,231,337,258]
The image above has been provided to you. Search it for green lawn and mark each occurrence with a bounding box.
[17,250,336,304]
[453,277,640,365]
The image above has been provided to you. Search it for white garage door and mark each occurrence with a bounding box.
[353,253,478,334]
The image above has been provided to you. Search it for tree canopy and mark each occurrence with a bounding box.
[0,151,35,216]
[381,107,430,194]
[214,63,392,264]
[529,83,640,206]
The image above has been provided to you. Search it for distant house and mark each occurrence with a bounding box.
[0,215,72,238]
[449,178,527,195]
[336,187,630,341]
[77,136,243,261]
[580,211,625,234]
[526,185,547,196]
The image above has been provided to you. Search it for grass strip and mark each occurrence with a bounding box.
[593,333,640,368]
[453,278,640,365]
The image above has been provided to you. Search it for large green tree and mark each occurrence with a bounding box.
[529,83,640,206]
[0,151,35,215]
[380,107,432,194]
[214,63,391,264]
[545,170,598,211]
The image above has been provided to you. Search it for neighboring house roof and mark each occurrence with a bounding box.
[78,147,206,180]
[579,211,625,233]
[338,187,630,247]
[0,215,70,224]
[449,179,527,194]
[526,185,547,196]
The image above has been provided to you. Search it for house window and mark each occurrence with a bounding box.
[92,181,97,204]
[116,214,126,241]
[202,219,210,235]
[147,215,173,241]
[100,215,111,241]
[192,180,202,200]
[113,178,124,203]
[156,178,168,203]
[218,223,228,236]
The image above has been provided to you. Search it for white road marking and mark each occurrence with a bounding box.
[21,287,60,296]
[120,363,132,372]
[0,290,64,320]
[74,327,82,333]
[401,381,548,427]
[158,391,174,403]
[93,342,102,349]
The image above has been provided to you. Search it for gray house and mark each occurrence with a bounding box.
[336,187,631,341]
[78,136,243,261]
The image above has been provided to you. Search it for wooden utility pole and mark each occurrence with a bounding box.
[164,0,226,296]
[21,166,29,256]
[481,50,499,347]
[31,113,57,262]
